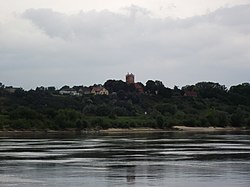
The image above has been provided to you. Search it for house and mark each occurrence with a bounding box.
[5,87,19,93]
[79,87,91,95]
[91,86,109,95]
[134,83,144,94]
[184,90,198,97]
[59,88,81,96]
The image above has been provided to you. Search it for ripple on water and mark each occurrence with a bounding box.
[0,132,250,187]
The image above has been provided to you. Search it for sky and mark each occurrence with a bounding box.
[0,0,250,90]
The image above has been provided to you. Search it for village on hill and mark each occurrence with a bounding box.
[1,73,198,98]
[1,73,250,131]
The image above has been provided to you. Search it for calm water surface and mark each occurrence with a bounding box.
[0,131,250,187]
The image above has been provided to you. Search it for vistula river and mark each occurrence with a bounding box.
[0,131,250,187]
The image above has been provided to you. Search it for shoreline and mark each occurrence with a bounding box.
[172,126,243,132]
[99,126,244,133]
[0,126,247,136]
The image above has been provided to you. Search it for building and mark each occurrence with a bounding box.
[4,87,19,93]
[91,86,109,95]
[79,87,91,95]
[59,88,81,96]
[184,90,198,97]
[126,73,135,84]
[125,73,144,94]
[134,83,144,94]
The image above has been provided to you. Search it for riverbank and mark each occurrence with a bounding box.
[173,126,242,132]
[0,126,246,137]
[99,126,245,133]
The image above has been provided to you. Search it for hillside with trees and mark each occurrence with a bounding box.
[0,80,250,131]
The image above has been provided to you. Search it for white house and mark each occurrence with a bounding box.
[91,86,109,95]
[59,88,81,96]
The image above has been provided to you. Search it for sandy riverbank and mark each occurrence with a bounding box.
[99,126,244,133]
[99,128,163,133]
[0,126,246,136]
[173,126,242,132]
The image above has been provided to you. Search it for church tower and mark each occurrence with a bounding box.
[126,73,135,84]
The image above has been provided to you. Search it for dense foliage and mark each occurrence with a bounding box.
[0,81,250,130]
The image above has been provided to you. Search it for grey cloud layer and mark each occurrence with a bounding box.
[1,5,250,89]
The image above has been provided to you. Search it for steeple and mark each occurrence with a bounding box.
[126,73,135,84]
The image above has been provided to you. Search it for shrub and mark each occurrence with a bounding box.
[96,105,111,116]
[90,118,109,129]
[76,119,89,130]
[182,118,198,127]
[156,115,164,128]
[54,109,82,129]
[155,104,177,115]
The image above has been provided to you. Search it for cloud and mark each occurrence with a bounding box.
[1,4,250,89]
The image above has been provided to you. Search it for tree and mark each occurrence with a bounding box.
[111,107,128,116]
[48,86,56,92]
[82,105,96,115]
[145,80,163,95]
[229,83,250,96]
[54,109,81,129]
[195,82,227,98]
[104,80,128,93]
[230,107,245,127]
[206,110,229,127]
[96,104,111,116]
[60,85,70,90]
[156,115,164,128]
[173,85,182,96]
[76,119,88,130]
[36,86,46,92]
[229,83,250,106]
[155,104,177,115]
[182,85,196,91]
[9,106,42,120]
[145,80,156,95]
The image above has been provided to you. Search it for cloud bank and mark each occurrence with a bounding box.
[0,4,250,89]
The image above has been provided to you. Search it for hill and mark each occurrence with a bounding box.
[0,81,250,130]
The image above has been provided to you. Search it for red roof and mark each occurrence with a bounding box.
[134,83,144,93]
[184,91,197,97]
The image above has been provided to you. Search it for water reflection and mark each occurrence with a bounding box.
[0,131,250,187]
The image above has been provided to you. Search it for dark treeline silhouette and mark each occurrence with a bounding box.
[0,80,250,130]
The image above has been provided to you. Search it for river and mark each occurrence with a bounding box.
[0,131,250,187]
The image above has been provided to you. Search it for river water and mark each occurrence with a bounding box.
[0,131,250,187]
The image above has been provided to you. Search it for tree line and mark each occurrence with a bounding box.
[0,80,250,130]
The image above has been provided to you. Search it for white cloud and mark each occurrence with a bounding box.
[1,0,250,18]
[0,4,250,89]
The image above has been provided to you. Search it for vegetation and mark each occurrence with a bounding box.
[0,81,250,131]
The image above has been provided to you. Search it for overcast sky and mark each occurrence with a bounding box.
[0,0,250,89]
